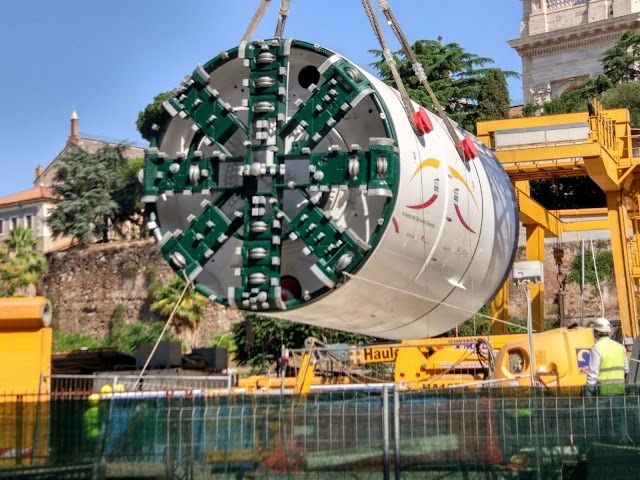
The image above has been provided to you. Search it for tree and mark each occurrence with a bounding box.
[600,82,640,127]
[111,157,145,238]
[601,31,640,84]
[0,227,47,297]
[104,304,179,355]
[370,40,519,131]
[530,177,605,210]
[522,74,613,117]
[148,276,208,332]
[47,144,130,245]
[477,69,510,121]
[231,314,376,373]
[136,91,173,141]
[566,249,614,286]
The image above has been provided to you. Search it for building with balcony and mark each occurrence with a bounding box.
[510,0,640,104]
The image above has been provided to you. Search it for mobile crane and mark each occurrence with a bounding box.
[234,326,595,394]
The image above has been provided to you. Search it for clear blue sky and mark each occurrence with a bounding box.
[0,0,523,198]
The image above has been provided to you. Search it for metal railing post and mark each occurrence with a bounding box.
[382,385,390,480]
[393,387,400,480]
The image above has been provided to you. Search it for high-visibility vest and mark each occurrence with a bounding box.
[83,406,101,439]
[595,337,626,394]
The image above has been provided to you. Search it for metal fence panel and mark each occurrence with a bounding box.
[1,386,640,478]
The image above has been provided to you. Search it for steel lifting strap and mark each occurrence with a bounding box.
[242,0,292,42]
[375,0,466,160]
[360,0,419,134]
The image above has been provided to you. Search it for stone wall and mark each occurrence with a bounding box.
[509,240,618,324]
[41,239,241,349]
[40,239,618,349]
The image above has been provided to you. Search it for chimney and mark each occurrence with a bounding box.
[35,165,44,182]
[68,110,81,144]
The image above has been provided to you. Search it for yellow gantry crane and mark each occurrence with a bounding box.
[477,100,640,343]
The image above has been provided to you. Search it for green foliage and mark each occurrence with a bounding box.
[52,330,101,351]
[567,249,614,286]
[600,82,640,127]
[522,74,612,118]
[231,314,376,373]
[210,332,237,356]
[104,320,176,355]
[456,306,560,336]
[102,303,177,354]
[46,144,130,245]
[530,177,605,210]
[111,157,145,226]
[477,69,510,121]
[369,39,519,132]
[456,306,491,336]
[136,91,173,141]
[0,227,48,297]
[601,31,640,84]
[148,276,208,331]
[506,317,560,333]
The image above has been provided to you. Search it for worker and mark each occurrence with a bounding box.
[83,393,103,459]
[586,317,628,395]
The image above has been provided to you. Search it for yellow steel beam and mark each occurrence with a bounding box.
[525,225,546,332]
[584,150,622,192]
[557,208,608,216]
[489,281,509,334]
[561,219,610,232]
[514,185,562,237]
[479,105,640,341]
[494,144,601,164]
[477,112,589,137]
[606,191,638,341]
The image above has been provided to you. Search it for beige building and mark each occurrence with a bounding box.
[0,112,145,253]
[510,0,640,104]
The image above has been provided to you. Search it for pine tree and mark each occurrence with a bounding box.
[46,144,130,245]
[370,39,519,131]
[602,31,640,84]
[477,69,510,121]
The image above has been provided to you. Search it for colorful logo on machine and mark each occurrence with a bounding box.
[576,348,591,368]
[402,158,478,233]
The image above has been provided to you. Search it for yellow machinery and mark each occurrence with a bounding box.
[235,327,594,395]
[477,100,640,343]
[0,297,52,396]
[0,297,52,465]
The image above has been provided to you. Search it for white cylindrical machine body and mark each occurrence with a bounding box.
[144,39,518,340]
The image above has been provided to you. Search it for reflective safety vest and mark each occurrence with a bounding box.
[83,406,101,439]
[595,337,626,394]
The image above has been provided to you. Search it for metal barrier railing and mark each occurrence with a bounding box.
[44,374,235,396]
[2,387,640,478]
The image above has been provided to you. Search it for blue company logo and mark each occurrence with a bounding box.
[576,348,591,368]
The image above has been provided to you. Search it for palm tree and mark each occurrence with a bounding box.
[5,226,39,256]
[601,31,640,84]
[149,276,208,332]
[370,39,519,131]
[0,227,48,297]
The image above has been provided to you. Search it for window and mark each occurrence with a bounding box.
[0,220,3,236]
[25,214,33,230]
[10,217,18,231]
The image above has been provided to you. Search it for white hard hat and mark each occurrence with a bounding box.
[592,317,612,333]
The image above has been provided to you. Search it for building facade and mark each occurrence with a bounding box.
[0,112,145,253]
[510,0,640,104]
